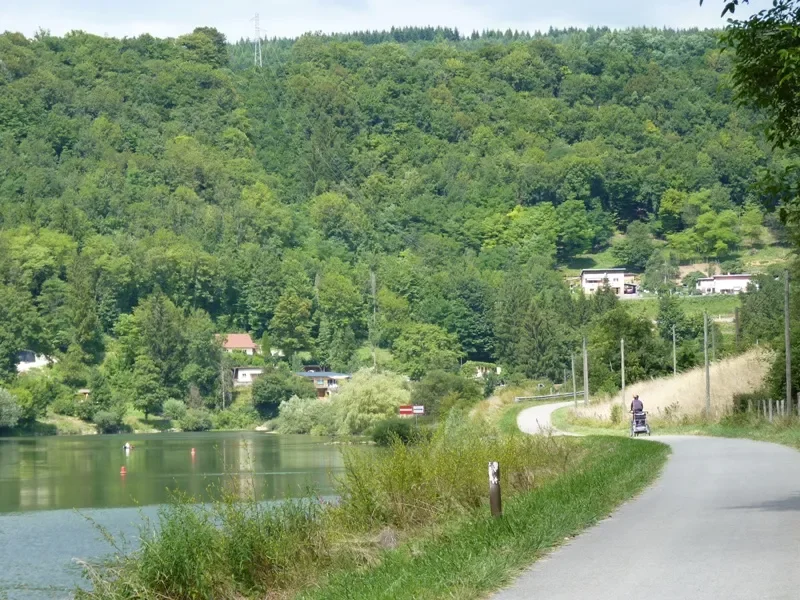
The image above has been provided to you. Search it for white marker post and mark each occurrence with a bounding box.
[488,461,502,517]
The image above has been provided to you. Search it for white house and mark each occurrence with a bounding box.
[232,367,264,386]
[696,274,754,295]
[16,351,54,373]
[580,268,627,296]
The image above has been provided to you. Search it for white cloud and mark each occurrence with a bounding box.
[1,0,758,40]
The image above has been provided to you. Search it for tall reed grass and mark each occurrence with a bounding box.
[574,349,770,423]
[78,494,327,600]
[333,412,578,531]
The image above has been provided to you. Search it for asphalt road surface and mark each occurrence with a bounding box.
[496,403,800,600]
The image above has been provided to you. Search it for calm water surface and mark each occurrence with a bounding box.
[0,431,345,599]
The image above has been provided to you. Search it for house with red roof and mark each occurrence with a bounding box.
[217,333,260,356]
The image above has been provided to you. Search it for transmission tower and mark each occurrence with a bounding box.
[251,13,263,68]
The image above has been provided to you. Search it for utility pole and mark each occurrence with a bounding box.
[785,270,792,415]
[251,13,263,68]
[370,270,377,370]
[220,359,226,411]
[704,311,710,418]
[620,338,626,408]
[734,307,741,347]
[571,354,577,409]
[672,324,677,375]
[712,322,716,362]
[582,336,589,405]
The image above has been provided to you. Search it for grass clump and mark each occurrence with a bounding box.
[78,493,328,599]
[370,418,419,446]
[334,412,577,532]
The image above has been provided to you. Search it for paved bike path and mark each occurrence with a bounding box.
[495,403,800,600]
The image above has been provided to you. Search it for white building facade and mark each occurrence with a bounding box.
[696,274,753,295]
[580,268,627,296]
[232,367,264,386]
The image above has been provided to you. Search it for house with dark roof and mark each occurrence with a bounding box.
[296,371,352,399]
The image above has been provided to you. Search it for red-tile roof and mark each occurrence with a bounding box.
[217,333,258,350]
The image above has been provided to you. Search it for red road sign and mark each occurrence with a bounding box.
[399,405,413,415]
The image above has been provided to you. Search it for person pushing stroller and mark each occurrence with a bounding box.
[629,394,650,436]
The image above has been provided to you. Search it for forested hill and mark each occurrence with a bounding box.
[0,27,779,399]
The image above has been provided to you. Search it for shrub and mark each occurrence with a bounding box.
[0,389,22,429]
[74,396,97,421]
[720,258,744,274]
[179,408,213,432]
[274,396,335,435]
[50,394,78,417]
[610,403,624,425]
[371,418,417,446]
[212,405,259,430]
[163,398,188,421]
[13,375,68,422]
[412,370,482,417]
[732,390,770,414]
[334,411,574,530]
[334,369,410,435]
[93,410,125,434]
[252,369,316,418]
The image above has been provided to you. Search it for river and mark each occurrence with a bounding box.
[0,431,346,599]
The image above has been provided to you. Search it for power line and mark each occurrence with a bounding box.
[251,13,263,68]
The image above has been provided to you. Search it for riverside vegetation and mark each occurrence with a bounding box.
[76,412,669,600]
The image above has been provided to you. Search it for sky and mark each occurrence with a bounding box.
[1,0,758,41]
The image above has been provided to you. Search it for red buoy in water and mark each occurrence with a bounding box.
[120,466,127,475]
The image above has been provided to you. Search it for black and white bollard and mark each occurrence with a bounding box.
[489,461,502,518]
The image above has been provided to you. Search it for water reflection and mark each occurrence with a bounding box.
[0,432,345,514]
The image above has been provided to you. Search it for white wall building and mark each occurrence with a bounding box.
[232,367,264,386]
[696,274,754,295]
[580,268,627,296]
[16,351,54,373]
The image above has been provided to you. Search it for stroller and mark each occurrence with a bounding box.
[630,411,651,437]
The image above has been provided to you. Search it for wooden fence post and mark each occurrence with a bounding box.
[769,399,774,423]
[488,462,502,518]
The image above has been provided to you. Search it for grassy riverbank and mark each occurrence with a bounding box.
[77,414,668,600]
[302,437,667,600]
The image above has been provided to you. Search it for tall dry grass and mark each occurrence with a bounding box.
[574,349,771,422]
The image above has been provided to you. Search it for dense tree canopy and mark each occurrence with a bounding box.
[0,25,785,421]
